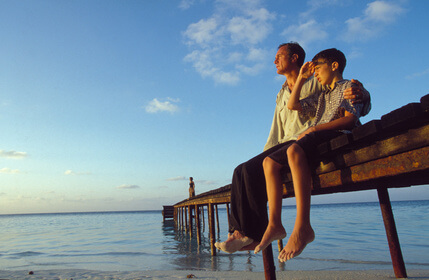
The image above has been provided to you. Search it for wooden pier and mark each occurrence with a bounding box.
[169,94,429,280]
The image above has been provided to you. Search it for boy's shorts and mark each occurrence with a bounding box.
[268,130,344,165]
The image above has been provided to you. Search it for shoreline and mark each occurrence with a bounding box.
[1,269,429,280]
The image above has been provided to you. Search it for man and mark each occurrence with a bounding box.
[215,42,370,253]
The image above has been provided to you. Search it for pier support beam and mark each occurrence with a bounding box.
[262,244,276,280]
[208,203,216,256]
[377,187,407,279]
[195,205,201,245]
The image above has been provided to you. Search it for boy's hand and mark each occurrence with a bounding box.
[299,61,315,80]
[344,79,364,103]
[297,126,316,140]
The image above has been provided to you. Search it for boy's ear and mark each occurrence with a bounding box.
[331,61,339,72]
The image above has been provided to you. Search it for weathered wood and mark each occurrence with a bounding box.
[215,204,220,236]
[262,244,276,280]
[377,187,407,278]
[188,206,193,238]
[195,205,201,245]
[208,203,216,256]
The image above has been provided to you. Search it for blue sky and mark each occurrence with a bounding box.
[1,0,428,214]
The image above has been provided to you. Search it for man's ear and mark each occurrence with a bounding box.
[291,53,298,63]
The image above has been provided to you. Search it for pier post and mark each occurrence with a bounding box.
[202,205,205,232]
[226,203,230,227]
[188,205,193,238]
[262,244,276,280]
[195,205,201,245]
[208,203,216,256]
[377,187,407,278]
[215,204,220,236]
[183,206,188,233]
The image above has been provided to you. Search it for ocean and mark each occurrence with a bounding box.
[1,200,428,273]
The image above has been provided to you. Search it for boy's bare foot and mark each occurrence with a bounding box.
[253,224,286,254]
[278,225,315,262]
[215,230,254,254]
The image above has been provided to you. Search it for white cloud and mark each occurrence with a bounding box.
[406,68,429,80]
[0,167,21,174]
[117,184,141,190]
[0,150,27,159]
[64,170,91,176]
[281,20,328,48]
[179,0,195,10]
[166,176,187,181]
[182,0,275,85]
[145,98,180,114]
[343,1,405,42]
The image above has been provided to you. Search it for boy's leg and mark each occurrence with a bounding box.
[278,143,315,262]
[254,156,288,254]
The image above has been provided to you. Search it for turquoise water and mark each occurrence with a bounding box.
[0,200,428,272]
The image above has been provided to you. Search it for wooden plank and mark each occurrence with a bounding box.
[352,120,382,142]
[316,124,429,175]
[381,103,424,131]
[283,145,429,197]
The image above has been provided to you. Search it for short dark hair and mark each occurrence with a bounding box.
[312,48,347,74]
[278,42,305,67]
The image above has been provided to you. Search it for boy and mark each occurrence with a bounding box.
[254,48,364,262]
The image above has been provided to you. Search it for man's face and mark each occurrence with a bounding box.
[314,59,332,85]
[274,46,293,75]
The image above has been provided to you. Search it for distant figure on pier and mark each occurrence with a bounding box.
[189,177,195,198]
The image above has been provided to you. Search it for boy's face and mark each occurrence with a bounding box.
[313,59,333,86]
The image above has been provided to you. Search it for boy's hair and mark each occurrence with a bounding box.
[312,48,346,74]
[278,42,306,67]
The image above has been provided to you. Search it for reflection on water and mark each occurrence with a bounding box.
[161,218,262,271]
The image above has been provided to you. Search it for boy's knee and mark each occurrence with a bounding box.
[287,144,304,161]
[263,156,281,172]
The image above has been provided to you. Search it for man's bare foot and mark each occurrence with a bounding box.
[240,240,258,251]
[278,225,315,262]
[215,230,254,254]
[253,224,286,254]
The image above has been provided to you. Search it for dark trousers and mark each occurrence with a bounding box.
[228,130,344,241]
[228,141,294,241]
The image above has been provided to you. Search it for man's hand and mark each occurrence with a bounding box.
[344,79,364,103]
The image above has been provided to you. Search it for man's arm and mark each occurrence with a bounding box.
[344,79,372,116]
[287,61,315,111]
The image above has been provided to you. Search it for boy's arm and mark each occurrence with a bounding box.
[298,111,357,140]
[287,61,315,111]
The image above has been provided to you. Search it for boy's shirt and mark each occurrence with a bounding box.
[299,79,363,132]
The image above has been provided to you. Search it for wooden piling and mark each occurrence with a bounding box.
[195,205,201,245]
[377,187,407,279]
[208,203,216,256]
[215,204,220,236]
[262,244,276,280]
[188,205,193,238]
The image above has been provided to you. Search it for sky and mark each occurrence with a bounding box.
[1,0,428,214]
